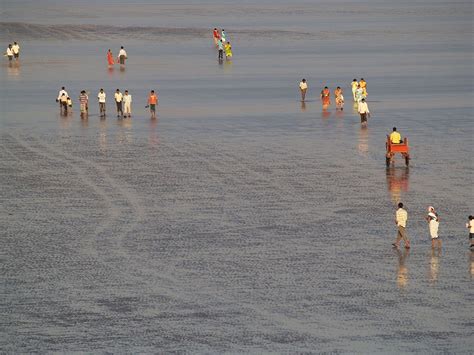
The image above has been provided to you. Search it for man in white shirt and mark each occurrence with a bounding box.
[123,90,132,118]
[56,86,68,110]
[12,42,20,59]
[393,202,410,249]
[5,44,13,61]
[114,89,123,117]
[299,78,308,102]
[118,46,127,65]
[357,98,370,126]
[97,88,106,117]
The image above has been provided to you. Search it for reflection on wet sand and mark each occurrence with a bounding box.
[300,101,306,112]
[99,118,107,153]
[428,249,441,284]
[7,60,20,77]
[386,167,409,205]
[149,118,159,148]
[321,110,331,119]
[358,127,369,155]
[80,117,89,128]
[224,59,232,73]
[396,248,410,289]
[116,118,133,144]
[470,251,474,279]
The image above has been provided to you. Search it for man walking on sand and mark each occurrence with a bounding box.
[358,98,370,126]
[79,90,89,118]
[98,88,106,117]
[147,90,158,119]
[393,202,410,249]
[117,46,127,66]
[123,90,132,117]
[114,89,123,117]
[56,86,68,111]
[299,79,308,102]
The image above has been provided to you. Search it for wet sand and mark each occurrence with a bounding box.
[1,0,473,353]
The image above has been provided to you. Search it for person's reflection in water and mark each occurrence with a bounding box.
[108,66,114,77]
[469,251,474,279]
[386,167,409,205]
[80,117,89,129]
[7,60,20,77]
[321,110,331,119]
[224,58,232,73]
[149,117,159,148]
[117,117,133,144]
[300,101,306,112]
[429,248,441,284]
[99,118,107,153]
[358,126,369,155]
[120,66,126,73]
[396,248,410,289]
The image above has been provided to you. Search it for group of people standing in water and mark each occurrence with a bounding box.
[299,78,370,125]
[213,28,233,61]
[56,86,158,119]
[106,46,128,67]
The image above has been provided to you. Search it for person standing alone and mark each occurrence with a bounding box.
[426,206,441,249]
[393,202,410,249]
[299,79,308,102]
[147,90,158,119]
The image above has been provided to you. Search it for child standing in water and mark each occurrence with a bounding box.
[334,86,344,111]
[221,29,227,43]
[224,41,233,60]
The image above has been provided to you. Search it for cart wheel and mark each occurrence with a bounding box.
[405,155,410,166]
[386,156,391,167]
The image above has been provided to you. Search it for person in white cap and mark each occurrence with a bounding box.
[426,206,441,249]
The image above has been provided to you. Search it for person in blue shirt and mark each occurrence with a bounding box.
[217,40,224,61]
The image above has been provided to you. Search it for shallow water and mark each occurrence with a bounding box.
[1,0,473,353]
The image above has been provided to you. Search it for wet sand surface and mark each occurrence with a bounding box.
[1,0,473,353]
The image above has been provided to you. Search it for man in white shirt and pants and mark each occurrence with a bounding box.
[118,46,127,65]
[358,98,370,126]
[393,202,410,249]
[97,88,106,117]
[123,90,132,118]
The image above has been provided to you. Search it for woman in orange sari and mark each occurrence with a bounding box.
[320,86,331,110]
[107,49,114,66]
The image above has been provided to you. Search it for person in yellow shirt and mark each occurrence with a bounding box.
[390,127,402,144]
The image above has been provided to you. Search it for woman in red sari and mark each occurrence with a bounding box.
[320,86,331,110]
[107,49,114,66]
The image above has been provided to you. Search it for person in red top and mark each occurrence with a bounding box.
[213,28,220,46]
[106,49,114,66]
[147,90,158,118]
[320,86,331,110]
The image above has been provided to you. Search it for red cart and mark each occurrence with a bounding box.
[386,136,410,167]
